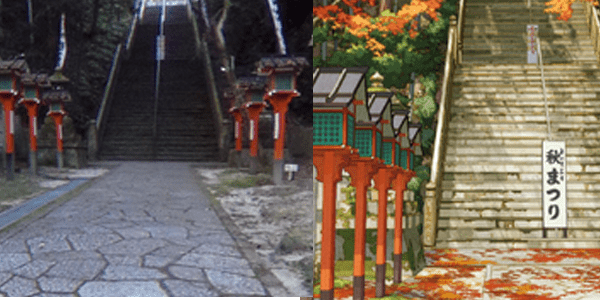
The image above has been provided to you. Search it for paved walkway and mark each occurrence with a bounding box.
[0,162,268,296]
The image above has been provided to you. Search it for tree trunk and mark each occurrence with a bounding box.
[379,0,392,13]
[213,0,242,107]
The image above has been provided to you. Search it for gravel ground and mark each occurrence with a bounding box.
[196,156,313,296]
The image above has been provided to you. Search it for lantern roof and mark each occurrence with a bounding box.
[0,57,29,75]
[48,70,70,85]
[393,110,411,148]
[409,123,423,156]
[21,73,38,87]
[257,55,309,75]
[313,66,369,107]
[393,110,410,132]
[368,92,393,123]
[237,76,267,91]
[36,73,52,89]
[43,88,72,103]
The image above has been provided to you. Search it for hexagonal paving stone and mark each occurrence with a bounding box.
[37,276,83,293]
[162,279,219,297]
[45,260,106,280]
[67,233,121,251]
[98,239,166,256]
[104,254,141,266]
[175,253,254,276]
[206,270,267,296]
[0,240,28,253]
[0,253,30,272]
[149,244,193,258]
[143,255,174,268]
[101,265,167,280]
[168,265,208,281]
[143,225,188,239]
[77,281,167,297]
[13,260,56,279]
[0,273,12,287]
[113,227,151,239]
[26,234,71,255]
[191,244,242,257]
[0,276,39,296]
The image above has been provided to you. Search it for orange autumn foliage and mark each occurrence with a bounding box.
[544,0,599,20]
[313,0,444,55]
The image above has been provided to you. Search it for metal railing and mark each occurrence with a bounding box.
[537,36,552,140]
[422,0,466,247]
[584,1,600,61]
[153,0,166,144]
[96,44,123,147]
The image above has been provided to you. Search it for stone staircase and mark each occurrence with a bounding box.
[463,0,596,64]
[435,0,600,248]
[100,4,219,161]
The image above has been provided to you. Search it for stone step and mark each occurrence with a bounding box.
[451,106,600,114]
[447,123,600,132]
[441,181,600,191]
[458,63,600,71]
[461,55,598,64]
[440,201,600,210]
[442,190,600,201]
[437,230,600,242]
[451,100,600,109]
[444,172,600,182]
[447,139,600,148]
[440,208,600,218]
[438,218,600,229]
[453,85,600,92]
[454,80,600,87]
[463,38,593,48]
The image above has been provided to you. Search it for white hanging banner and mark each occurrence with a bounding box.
[58,124,63,140]
[55,13,68,71]
[234,121,239,139]
[527,25,538,64]
[33,116,37,137]
[274,113,280,139]
[9,110,14,135]
[542,141,567,228]
[249,120,255,141]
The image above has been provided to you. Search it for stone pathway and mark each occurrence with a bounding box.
[0,162,268,296]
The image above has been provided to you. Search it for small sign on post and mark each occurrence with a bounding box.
[542,141,567,234]
[156,35,165,61]
[527,25,538,64]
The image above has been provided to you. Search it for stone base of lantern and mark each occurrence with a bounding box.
[57,151,63,169]
[29,150,37,175]
[5,152,14,180]
[273,159,284,185]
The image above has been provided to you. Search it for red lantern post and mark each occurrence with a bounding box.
[258,56,308,185]
[238,76,268,174]
[0,58,28,180]
[19,73,50,175]
[45,71,71,169]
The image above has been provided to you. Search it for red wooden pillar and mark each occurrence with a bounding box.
[265,90,298,185]
[48,112,64,169]
[20,100,40,174]
[229,107,243,152]
[0,93,16,179]
[314,147,351,300]
[244,102,265,174]
[392,171,414,283]
[373,165,400,298]
[345,156,379,300]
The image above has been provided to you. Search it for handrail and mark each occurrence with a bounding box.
[584,1,600,61]
[423,14,461,247]
[125,11,139,57]
[96,43,123,146]
[537,36,552,140]
[185,0,203,57]
[456,0,465,64]
[189,0,225,156]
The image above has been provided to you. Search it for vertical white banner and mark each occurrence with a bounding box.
[249,120,254,141]
[58,124,63,141]
[274,113,280,139]
[9,110,14,135]
[156,35,165,61]
[234,121,239,139]
[542,141,567,228]
[33,116,37,137]
[527,25,538,64]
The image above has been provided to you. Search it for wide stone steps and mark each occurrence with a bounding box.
[461,56,598,64]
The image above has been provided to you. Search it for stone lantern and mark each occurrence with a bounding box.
[226,88,243,168]
[0,57,29,179]
[18,73,50,175]
[258,55,309,185]
[238,76,268,174]
[44,71,71,169]
[408,124,423,171]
